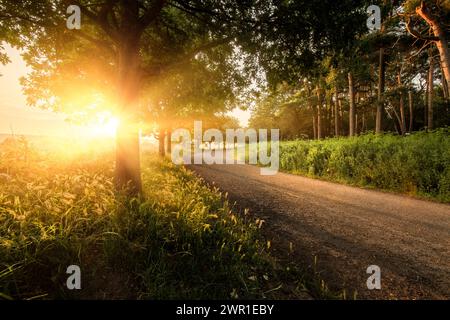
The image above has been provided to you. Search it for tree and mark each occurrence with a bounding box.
[397,70,407,135]
[0,0,271,194]
[375,0,393,134]
[145,55,245,156]
[405,0,450,87]
[348,72,356,136]
[428,49,435,130]
[1,0,374,193]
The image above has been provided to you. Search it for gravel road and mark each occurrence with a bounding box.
[188,164,450,299]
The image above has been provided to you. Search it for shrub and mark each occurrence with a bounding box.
[279,129,450,202]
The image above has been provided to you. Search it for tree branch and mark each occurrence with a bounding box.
[138,0,168,31]
[416,0,440,28]
[141,34,235,80]
[0,12,54,28]
[405,17,439,42]
[69,0,120,43]
[98,0,119,31]
[71,30,116,55]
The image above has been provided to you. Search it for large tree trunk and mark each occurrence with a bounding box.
[114,1,144,195]
[116,121,142,194]
[115,33,143,194]
[427,51,434,130]
[348,72,356,137]
[416,1,450,86]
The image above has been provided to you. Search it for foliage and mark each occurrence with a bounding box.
[278,130,450,202]
[0,138,322,299]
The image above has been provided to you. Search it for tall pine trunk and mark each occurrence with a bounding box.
[416,1,450,85]
[348,72,356,137]
[441,62,450,101]
[316,86,322,139]
[334,89,339,137]
[376,0,391,134]
[427,51,434,130]
[376,48,386,134]
[339,98,344,135]
[398,72,406,135]
[408,90,414,133]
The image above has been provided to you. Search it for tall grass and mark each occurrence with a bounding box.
[279,129,450,202]
[0,137,321,299]
[0,137,117,299]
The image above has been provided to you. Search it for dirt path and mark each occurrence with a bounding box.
[188,164,450,300]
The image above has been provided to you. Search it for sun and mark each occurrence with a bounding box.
[101,117,120,137]
[84,114,120,138]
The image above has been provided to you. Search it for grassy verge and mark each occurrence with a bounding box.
[279,130,450,203]
[0,137,331,299]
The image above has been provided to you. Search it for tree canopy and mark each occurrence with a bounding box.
[1,0,421,193]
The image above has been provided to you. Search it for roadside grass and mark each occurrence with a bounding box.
[0,137,334,300]
[278,129,450,203]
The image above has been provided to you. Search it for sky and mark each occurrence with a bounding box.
[0,45,75,136]
[0,44,251,136]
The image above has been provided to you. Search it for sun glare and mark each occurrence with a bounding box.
[102,117,120,137]
[83,115,120,138]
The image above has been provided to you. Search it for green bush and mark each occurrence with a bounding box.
[279,129,450,202]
